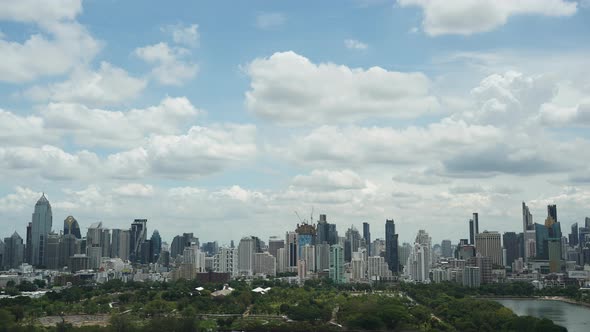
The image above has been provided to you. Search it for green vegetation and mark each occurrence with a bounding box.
[0,278,575,331]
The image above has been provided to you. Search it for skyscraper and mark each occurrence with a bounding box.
[295,223,316,259]
[503,232,518,267]
[3,232,25,269]
[547,204,557,223]
[63,216,81,239]
[522,202,534,232]
[238,236,256,276]
[363,222,371,256]
[473,213,479,236]
[150,230,162,263]
[25,222,32,264]
[31,194,53,267]
[268,237,284,258]
[111,229,130,260]
[469,219,475,245]
[569,223,579,247]
[475,231,502,266]
[329,244,344,284]
[130,219,147,262]
[441,240,452,258]
[385,219,399,273]
[286,231,298,268]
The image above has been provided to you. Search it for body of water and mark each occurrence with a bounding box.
[493,298,590,332]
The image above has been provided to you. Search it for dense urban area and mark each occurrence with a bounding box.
[1,195,589,331]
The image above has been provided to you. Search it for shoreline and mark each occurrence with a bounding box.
[480,295,590,309]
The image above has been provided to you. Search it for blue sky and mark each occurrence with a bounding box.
[1,0,590,246]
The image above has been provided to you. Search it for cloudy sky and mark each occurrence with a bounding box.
[1,0,589,246]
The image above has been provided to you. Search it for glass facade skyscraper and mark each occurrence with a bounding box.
[31,194,52,267]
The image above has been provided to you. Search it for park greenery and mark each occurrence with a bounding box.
[0,277,579,331]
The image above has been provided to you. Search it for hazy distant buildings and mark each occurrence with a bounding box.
[31,194,53,267]
[441,240,452,258]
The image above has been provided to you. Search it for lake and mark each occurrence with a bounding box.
[493,298,590,332]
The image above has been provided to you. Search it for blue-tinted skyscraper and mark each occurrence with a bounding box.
[64,216,82,239]
[31,194,52,267]
[385,219,399,273]
[363,222,371,256]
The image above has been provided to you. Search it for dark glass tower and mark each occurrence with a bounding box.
[31,194,52,267]
[503,232,518,267]
[548,204,557,222]
[64,216,82,239]
[362,222,371,256]
[469,219,475,245]
[385,219,399,273]
[150,230,162,263]
[129,219,147,263]
[569,223,579,247]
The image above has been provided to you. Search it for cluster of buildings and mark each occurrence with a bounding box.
[1,195,590,291]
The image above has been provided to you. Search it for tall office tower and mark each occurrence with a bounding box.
[140,240,152,264]
[87,222,103,247]
[517,232,524,259]
[586,217,590,228]
[316,214,329,244]
[238,236,256,276]
[63,216,82,239]
[315,242,330,272]
[473,213,479,236]
[295,223,316,259]
[522,202,534,232]
[441,240,452,258]
[25,222,32,264]
[535,217,563,260]
[351,250,366,282]
[475,231,502,266]
[129,219,147,262]
[170,233,197,258]
[44,233,60,270]
[329,244,345,284]
[101,228,111,258]
[363,222,371,256]
[60,234,78,268]
[268,237,284,258]
[547,204,557,223]
[415,229,432,265]
[87,245,102,269]
[254,252,276,276]
[302,244,316,272]
[345,226,361,258]
[469,219,475,245]
[569,223,579,247]
[111,229,130,260]
[385,219,399,273]
[150,230,162,263]
[213,247,238,276]
[0,239,4,269]
[31,194,53,267]
[3,232,25,269]
[502,232,518,267]
[286,231,298,268]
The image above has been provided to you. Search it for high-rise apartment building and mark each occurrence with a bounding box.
[31,194,53,267]
[111,229,130,260]
[329,244,345,284]
[213,247,238,276]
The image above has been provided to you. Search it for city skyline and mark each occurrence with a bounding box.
[1,1,590,245]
